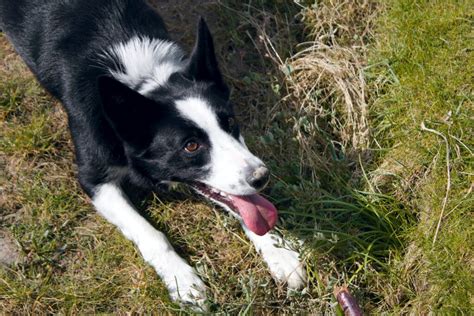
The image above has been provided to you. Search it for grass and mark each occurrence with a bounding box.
[1,0,472,313]
[366,0,473,312]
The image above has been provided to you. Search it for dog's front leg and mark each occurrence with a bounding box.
[242,226,307,289]
[92,183,207,307]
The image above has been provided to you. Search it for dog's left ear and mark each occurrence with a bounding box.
[186,18,229,97]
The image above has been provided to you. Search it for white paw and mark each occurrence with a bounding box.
[243,229,307,289]
[165,266,207,309]
[261,244,307,289]
[140,238,207,309]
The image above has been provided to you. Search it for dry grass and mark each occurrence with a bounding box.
[287,44,369,161]
[290,0,378,154]
[241,1,376,180]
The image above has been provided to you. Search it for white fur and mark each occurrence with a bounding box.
[92,183,207,307]
[104,37,185,94]
[175,97,263,195]
[243,227,307,289]
[239,135,248,148]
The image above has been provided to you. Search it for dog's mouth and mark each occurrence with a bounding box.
[191,182,278,236]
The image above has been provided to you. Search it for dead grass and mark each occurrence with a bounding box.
[287,44,369,161]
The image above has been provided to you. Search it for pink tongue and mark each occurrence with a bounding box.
[231,194,278,236]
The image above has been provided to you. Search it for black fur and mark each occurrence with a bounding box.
[0,0,234,201]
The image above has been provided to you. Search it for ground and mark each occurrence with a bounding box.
[1,0,472,314]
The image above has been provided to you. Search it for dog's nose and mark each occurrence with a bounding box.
[247,165,270,191]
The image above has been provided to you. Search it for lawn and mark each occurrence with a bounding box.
[1,0,472,313]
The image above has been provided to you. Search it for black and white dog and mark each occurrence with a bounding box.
[0,0,305,307]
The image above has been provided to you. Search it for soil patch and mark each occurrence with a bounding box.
[0,229,21,266]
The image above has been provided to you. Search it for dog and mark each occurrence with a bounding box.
[0,0,306,307]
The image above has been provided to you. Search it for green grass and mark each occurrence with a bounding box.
[366,0,473,312]
[1,0,472,313]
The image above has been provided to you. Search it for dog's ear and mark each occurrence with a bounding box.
[185,18,229,97]
[98,76,158,149]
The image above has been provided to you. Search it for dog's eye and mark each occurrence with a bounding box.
[184,141,200,153]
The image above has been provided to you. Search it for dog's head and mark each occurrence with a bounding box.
[98,19,277,235]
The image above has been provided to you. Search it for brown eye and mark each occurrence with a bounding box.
[184,141,200,153]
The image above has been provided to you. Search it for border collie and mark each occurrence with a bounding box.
[0,0,306,308]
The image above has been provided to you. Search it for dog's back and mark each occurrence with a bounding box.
[0,0,53,78]
[0,0,174,197]
[0,0,169,100]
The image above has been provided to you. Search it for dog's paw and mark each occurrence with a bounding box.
[261,243,307,289]
[244,229,307,289]
[164,264,208,309]
[144,246,207,310]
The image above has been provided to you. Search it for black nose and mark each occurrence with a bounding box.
[247,166,270,191]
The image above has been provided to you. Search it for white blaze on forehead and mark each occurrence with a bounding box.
[175,97,225,139]
[175,97,263,195]
[103,36,186,95]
